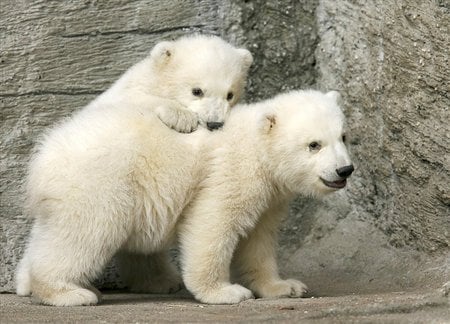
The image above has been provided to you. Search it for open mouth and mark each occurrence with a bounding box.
[321,178,347,189]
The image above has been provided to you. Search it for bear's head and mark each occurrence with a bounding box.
[149,35,253,129]
[261,90,354,197]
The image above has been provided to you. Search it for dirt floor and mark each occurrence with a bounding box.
[1,287,449,323]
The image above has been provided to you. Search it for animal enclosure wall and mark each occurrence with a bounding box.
[1,0,448,294]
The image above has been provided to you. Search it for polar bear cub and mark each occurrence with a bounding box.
[15,35,253,306]
[178,90,354,304]
[138,35,252,132]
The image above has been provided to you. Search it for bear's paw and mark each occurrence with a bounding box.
[255,279,308,299]
[196,284,254,304]
[155,104,199,133]
[39,287,100,307]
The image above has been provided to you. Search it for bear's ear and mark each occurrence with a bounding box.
[326,90,341,103]
[260,113,277,133]
[149,41,174,67]
[237,48,253,71]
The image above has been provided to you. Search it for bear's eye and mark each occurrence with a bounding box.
[226,92,234,101]
[342,134,347,143]
[192,88,204,97]
[309,141,321,151]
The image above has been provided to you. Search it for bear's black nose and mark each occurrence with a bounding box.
[206,122,224,131]
[336,165,354,178]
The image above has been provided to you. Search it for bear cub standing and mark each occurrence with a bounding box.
[16,35,253,306]
[178,90,354,304]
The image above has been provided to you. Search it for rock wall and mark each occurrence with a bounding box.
[284,0,449,295]
[1,0,448,295]
[316,0,449,253]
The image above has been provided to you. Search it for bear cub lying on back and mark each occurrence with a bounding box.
[178,90,354,304]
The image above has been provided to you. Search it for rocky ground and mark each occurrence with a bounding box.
[1,287,449,323]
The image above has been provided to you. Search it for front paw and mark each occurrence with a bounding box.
[195,284,254,304]
[155,105,199,133]
[255,279,308,298]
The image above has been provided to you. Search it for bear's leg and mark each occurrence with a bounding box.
[16,247,32,296]
[117,250,183,294]
[233,205,308,298]
[179,216,254,304]
[27,219,125,306]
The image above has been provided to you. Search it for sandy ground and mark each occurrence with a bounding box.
[1,288,449,323]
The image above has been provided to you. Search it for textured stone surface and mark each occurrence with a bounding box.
[223,0,318,99]
[1,289,449,323]
[281,0,449,295]
[1,0,449,297]
[316,0,449,252]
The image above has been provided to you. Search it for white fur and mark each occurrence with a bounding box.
[178,90,353,304]
[15,35,252,306]
[108,34,252,132]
